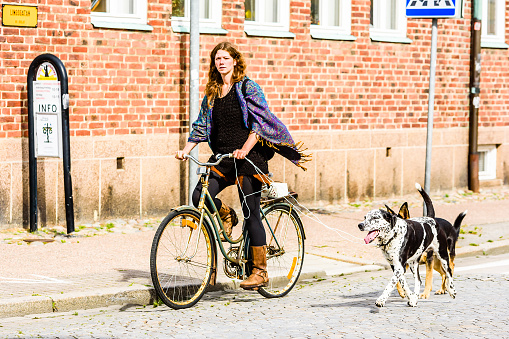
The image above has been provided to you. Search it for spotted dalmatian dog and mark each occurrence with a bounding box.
[358,205,456,307]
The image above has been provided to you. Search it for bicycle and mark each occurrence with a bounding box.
[150,153,305,309]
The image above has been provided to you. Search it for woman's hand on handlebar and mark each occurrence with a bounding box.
[232,149,249,159]
[175,150,188,161]
[176,142,197,161]
[233,132,257,159]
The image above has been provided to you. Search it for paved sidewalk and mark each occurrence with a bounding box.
[1,185,508,318]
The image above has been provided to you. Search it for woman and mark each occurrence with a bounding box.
[176,41,308,290]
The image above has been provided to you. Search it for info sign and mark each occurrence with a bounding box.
[33,62,63,158]
[27,54,74,233]
[406,0,461,18]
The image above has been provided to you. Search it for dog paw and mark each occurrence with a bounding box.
[447,282,457,299]
[407,294,418,307]
[419,292,430,299]
[375,298,385,307]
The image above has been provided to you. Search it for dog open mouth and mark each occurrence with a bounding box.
[364,230,379,244]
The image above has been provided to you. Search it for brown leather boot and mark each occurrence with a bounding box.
[218,203,238,241]
[240,246,269,290]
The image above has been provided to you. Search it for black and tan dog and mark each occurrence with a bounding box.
[388,184,467,299]
[358,184,456,307]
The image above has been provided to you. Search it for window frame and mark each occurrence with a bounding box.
[370,0,410,44]
[481,0,508,49]
[244,0,294,38]
[478,145,497,181]
[171,0,226,34]
[91,0,152,31]
[310,0,355,41]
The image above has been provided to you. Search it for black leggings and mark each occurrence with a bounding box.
[192,172,266,246]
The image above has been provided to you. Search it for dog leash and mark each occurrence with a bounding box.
[234,157,364,245]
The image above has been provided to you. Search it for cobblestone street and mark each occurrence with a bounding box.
[2,254,509,339]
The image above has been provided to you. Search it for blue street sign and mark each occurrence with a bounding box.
[406,0,459,18]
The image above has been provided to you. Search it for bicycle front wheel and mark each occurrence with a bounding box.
[258,203,305,298]
[150,209,214,309]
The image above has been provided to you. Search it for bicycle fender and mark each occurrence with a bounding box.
[172,205,218,238]
[171,205,200,213]
[262,202,306,240]
[261,201,291,213]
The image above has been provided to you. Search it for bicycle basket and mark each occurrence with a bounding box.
[261,182,289,199]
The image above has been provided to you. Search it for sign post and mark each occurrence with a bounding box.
[406,0,462,214]
[27,54,74,234]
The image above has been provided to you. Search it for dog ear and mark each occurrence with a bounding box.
[385,204,396,215]
[398,202,410,219]
[390,213,399,228]
[381,210,396,226]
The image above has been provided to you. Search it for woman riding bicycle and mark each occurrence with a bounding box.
[176,41,308,290]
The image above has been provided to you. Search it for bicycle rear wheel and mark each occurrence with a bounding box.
[150,209,214,309]
[258,203,305,298]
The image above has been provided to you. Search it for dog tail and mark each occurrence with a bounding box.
[415,183,435,218]
[453,210,468,237]
[450,210,467,258]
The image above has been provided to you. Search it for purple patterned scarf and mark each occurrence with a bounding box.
[189,76,310,170]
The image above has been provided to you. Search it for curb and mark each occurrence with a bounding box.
[306,251,390,269]
[456,239,509,258]
[1,271,332,319]
[0,285,156,319]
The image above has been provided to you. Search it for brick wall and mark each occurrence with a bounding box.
[1,1,508,136]
[0,0,508,228]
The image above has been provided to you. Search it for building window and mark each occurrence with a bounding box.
[171,0,225,34]
[370,0,410,43]
[91,0,151,30]
[478,145,497,180]
[310,0,354,41]
[244,0,294,38]
[481,0,507,48]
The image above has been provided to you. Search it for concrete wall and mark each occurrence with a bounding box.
[1,126,507,229]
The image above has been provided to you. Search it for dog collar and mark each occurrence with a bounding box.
[378,233,396,249]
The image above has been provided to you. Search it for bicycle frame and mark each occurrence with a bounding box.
[184,153,292,278]
[195,165,248,264]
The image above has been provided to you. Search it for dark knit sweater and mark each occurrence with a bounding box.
[208,87,273,178]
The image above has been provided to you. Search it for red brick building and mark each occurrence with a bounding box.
[0,0,508,228]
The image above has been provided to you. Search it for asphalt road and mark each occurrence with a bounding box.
[2,253,509,339]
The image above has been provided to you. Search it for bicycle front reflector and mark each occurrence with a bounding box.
[181,219,197,230]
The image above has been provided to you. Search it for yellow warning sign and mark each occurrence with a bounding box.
[2,4,38,28]
[36,63,58,81]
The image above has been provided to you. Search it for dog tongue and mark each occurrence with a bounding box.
[364,230,379,244]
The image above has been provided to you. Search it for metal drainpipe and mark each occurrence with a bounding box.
[188,1,200,205]
[468,0,481,193]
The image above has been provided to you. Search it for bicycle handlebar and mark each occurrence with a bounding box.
[184,153,233,167]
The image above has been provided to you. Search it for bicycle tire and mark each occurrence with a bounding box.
[258,203,305,298]
[150,208,214,309]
